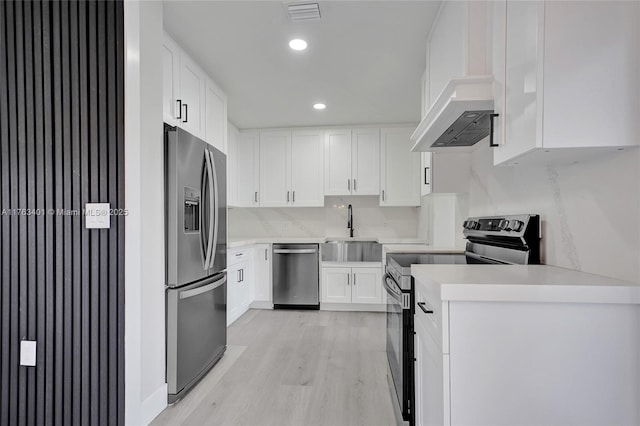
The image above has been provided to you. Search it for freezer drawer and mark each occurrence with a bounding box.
[272,244,319,308]
[166,273,227,403]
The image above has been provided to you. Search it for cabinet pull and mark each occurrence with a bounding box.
[264,248,268,261]
[287,191,290,202]
[176,99,182,119]
[254,191,258,203]
[347,179,350,191]
[382,190,385,201]
[292,191,295,203]
[489,113,499,147]
[353,274,356,285]
[424,167,430,185]
[347,274,350,286]
[237,269,241,282]
[417,302,433,314]
[183,103,188,123]
[353,179,357,192]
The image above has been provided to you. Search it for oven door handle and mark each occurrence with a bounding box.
[383,275,404,303]
[465,251,510,265]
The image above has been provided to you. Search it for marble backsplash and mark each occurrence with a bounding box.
[228,196,420,240]
[466,144,640,283]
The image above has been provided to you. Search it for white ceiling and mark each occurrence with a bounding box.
[163,1,442,130]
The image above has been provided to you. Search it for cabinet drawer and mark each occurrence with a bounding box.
[228,248,250,266]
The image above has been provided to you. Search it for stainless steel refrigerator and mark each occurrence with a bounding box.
[164,125,227,404]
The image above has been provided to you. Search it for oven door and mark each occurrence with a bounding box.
[384,273,406,418]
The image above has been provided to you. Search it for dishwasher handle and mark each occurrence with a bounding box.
[273,249,317,254]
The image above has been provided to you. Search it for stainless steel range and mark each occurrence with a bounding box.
[384,214,541,425]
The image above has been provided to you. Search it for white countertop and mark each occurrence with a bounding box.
[411,264,640,304]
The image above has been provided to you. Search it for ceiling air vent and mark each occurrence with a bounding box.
[287,2,321,22]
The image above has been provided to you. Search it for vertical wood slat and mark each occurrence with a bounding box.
[0,1,124,425]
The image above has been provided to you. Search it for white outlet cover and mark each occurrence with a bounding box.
[20,340,37,367]
[85,203,110,229]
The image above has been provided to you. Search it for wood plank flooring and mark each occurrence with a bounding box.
[151,309,396,426]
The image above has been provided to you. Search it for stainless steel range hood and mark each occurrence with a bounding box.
[410,76,494,152]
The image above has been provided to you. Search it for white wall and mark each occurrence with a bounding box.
[467,144,640,282]
[229,196,419,239]
[124,1,167,425]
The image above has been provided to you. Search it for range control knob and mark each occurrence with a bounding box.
[462,220,470,229]
[498,219,510,231]
[509,220,524,232]
[467,220,478,230]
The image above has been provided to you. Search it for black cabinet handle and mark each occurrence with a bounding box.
[176,99,182,119]
[417,302,433,314]
[183,103,188,123]
[424,167,430,185]
[489,113,499,147]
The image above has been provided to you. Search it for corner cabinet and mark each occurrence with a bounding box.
[380,127,420,206]
[259,130,324,207]
[321,266,382,305]
[324,128,380,196]
[492,1,640,166]
[162,32,228,151]
[229,131,260,207]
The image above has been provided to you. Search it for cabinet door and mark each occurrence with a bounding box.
[162,33,181,126]
[205,78,227,153]
[259,131,290,207]
[324,129,352,195]
[252,244,272,302]
[351,129,380,195]
[227,264,241,326]
[494,0,542,165]
[414,318,445,426]
[420,152,432,196]
[179,52,205,138]
[380,127,420,206]
[235,132,260,207]
[351,267,382,304]
[321,267,351,304]
[290,130,324,207]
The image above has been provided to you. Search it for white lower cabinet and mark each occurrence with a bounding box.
[227,247,252,326]
[251,244,272,308]
[321,266,382,305]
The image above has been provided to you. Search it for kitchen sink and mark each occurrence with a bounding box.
[321,240,382,262]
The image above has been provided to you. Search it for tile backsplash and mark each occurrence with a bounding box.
[228,196,419,240]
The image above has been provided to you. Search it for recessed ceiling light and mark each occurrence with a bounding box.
[289,39,307,51]
[313,103,326,110]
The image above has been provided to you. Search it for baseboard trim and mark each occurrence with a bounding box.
[249,300,273,310]
[320,303,386,312]
[141,383,168,425]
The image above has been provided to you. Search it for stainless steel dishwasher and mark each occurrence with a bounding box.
[272,244,319,309]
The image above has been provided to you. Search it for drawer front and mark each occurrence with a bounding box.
[414,286,446,353]
[228,248,250,266]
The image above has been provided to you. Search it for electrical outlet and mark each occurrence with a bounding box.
[20,340,36,367]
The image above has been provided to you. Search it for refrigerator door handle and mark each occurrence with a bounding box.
[203,150,215,269]
[208,148,219,270]
[199,155,209,269]
[179,276,226,300]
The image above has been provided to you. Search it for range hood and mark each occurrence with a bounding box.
[410,76,495,152]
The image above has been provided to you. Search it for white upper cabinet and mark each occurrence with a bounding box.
[230,131,259,207]
[259,131,290,207]
[178,53,206,139]
[205,78,227,153]
[351,129,380,195]
[421,152,471,196]
[290,130,324,207]
[162,34,181,126]
[324,129,352,195]
[324,128,379,196]
[258,130,324,207]
[380,127,420,207]
[492,0,640,165]
[162,32,228,146]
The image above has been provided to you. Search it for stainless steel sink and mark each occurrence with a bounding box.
[321,241,382,262]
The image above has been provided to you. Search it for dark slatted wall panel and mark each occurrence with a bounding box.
[0,1,125,425]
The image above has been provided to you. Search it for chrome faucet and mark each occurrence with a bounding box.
[347,204,354,238]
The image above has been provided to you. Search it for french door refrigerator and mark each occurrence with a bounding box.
[164,125,227,403]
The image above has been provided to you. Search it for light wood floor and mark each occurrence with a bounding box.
[151,309,396,426]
